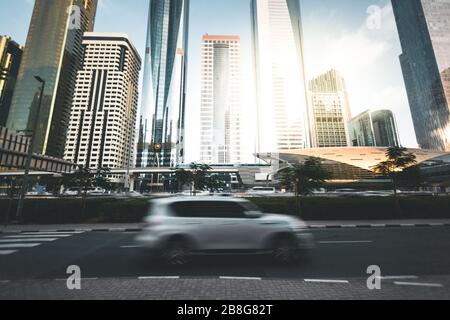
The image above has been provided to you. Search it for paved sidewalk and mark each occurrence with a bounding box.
[1,219,450,233]
[1,276,449,300]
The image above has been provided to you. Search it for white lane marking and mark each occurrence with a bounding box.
[0,243,41,249]
[394,281,444,288]
[0,280,11,283]
[309,225,326,228]
[371,224,386,228]
[120,245,143,249]
[341,225,357,228]
[220,276,262,281]
[138,276,180,280]
[0,238,58,243]
[0,250,18,255]
[429,223,444,227]
[319,240,373,244]
[5,235,72,239]
[21,231,84,235]
[304,279,350,284]
[378,275,418,280]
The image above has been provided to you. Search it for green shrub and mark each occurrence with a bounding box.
[246,196,450,220]
[1,196,449,225]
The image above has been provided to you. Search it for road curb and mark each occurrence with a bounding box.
[307,223,448,229]
[1,223,449,234]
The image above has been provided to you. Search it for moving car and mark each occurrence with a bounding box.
[135,197,314,265]
[63,187,106,196]
[247,187,277,195]
[63,188,80,196]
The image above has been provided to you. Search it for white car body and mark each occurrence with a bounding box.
[135,197,314,257]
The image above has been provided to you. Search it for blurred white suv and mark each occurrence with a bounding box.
[135,197,314,265]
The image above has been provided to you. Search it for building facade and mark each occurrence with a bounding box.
[251,0,309,153]
[137,0,190,168]
[6,0,97,158]
[257,147,450,182]
[392,0,450,151]
[349,110,400,148]
[0,36,23,127]
[0,126,73,173]
[308,69,351,148]
[199,35,242,164]
[63,33,141,180]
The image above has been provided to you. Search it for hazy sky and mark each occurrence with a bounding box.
[0,0,418,162]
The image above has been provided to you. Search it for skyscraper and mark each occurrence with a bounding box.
[349,110,400,148]
[6,0,97,157]
[0,36,22,127]
[308,69,351,148]
[392,0,450,151]
[199,35,242,164]
[371,110,401,148]
[137,0,190,168]
[64,33,141,179]
[251,0,309,153]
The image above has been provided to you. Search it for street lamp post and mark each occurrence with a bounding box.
[15,76,45,221]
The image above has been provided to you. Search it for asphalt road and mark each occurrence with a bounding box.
[1,226,450,299]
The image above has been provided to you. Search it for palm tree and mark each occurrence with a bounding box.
[371,147,417,213]
[62,166,111,216]
[280,157,331,215]
[190,163,212,195]
[206,174,226,193]
[172,168,193,193]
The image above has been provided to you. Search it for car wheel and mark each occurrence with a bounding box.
[272,236,300,263]
[161,239,191,266]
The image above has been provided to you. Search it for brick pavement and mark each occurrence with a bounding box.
[1,276,449,300]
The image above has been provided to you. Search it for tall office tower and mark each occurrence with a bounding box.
[6,0,97,157]
[199,35,242,164]
[137,0,190,168]
[392,0,450,151]
[0,36,23,127]
[64,33,141,178]
[251,0,309,153]
[308,69,351,148]
[349,110,401,148]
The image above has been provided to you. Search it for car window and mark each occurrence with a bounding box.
[171,201,247,219]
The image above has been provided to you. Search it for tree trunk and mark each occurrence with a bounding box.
[392,176,401,217]
[295,182,302,217]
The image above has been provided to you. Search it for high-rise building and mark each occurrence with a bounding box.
[199,35,242,164]
[371,110,402,148]
[137,0,190,168]
[64,33,141,179]
[349,110,400,148]
[6,0,97,157]
[0,36,23,127]
[251,0,309,153]
[308,69,351,148]
[392,0,450,151]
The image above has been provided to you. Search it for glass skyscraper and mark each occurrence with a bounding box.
[392,0,450,151]
[251,0,309,154]
[6,0,97,157]
[349,110,400,148]
[0,36,23,127]
[137,0,190,168]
